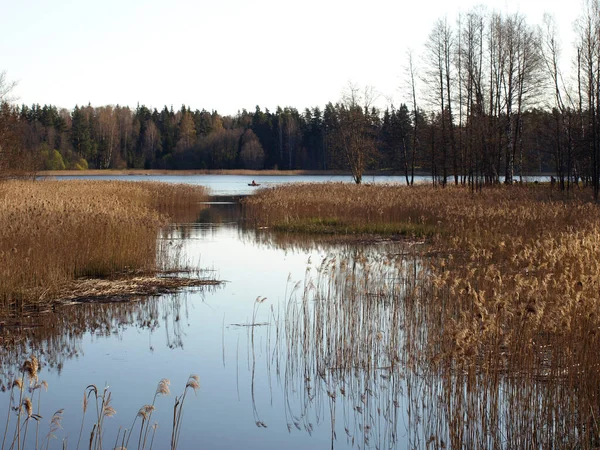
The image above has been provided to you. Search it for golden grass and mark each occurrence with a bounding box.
[245,182,600,447]
[0,180,209,310]
[244,182,600,356]
[243,183,446,237]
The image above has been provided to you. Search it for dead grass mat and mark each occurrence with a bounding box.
[58,275,220,304]
[0,275,220,329]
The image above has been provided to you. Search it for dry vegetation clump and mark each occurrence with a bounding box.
[243,183,446,237]
[0,180,209,310]
[246,182,600,447]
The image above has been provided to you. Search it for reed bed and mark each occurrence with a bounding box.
[243,182,593,238]
[245,183,600,448]
[259,248,598,448]
[243,183,446,237]
[0,180,209,310]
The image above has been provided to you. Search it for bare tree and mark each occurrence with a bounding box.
[424,18,457,185]
[405,50,420,185]
[96,106,118,169]
[459,7,486,189]
[541,14,577,190]
[333,83,378,184]
[0,72,38,178]
[0,71,17,104]
[575,0,600,199]
[500,13,543,183]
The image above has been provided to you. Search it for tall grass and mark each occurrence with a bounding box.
[0,180,208,310]
[245,183,600,448]
[2,356,199,450]
[243,183,444,236]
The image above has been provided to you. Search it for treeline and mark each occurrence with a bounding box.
[0,101,421,173]
[2,2,600,194]
[0,100,556,174]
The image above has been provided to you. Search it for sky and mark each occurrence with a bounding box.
[0,0,583,116]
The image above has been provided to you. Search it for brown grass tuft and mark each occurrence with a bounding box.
[0,180,208,311]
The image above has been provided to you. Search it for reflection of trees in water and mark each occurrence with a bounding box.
[245,247,600,449]
[237,224,416,260]
[0,288,217,392]
[161,198,243,241]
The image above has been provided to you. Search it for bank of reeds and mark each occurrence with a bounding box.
[0,180,208,310]
[245,182,600,448]
[243,183,440,237]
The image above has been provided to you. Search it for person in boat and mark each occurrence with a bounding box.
[251,180,258,186]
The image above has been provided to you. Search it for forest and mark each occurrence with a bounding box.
[1,3,600,193]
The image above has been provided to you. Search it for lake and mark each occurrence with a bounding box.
[0,185,421,449]
[53,173,551,196]
[0,175,563,449]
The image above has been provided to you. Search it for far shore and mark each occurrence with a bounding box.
[41,169,353,177]
[39,169,553,178]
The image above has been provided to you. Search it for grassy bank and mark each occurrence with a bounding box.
[0,180,209,310]
[242,182,593,237]
[245,182,600,446]
[244,182,600,367]
[242,182,464,238]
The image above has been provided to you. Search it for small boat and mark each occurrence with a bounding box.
[248,183,261,187]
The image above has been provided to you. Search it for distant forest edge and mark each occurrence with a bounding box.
[3,3,600,194]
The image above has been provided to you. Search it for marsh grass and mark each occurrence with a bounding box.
[245,182,600,448]
[272,217,436,237]
[243,183,446,238]
[0,180,209,311]
[1,356,199,450]
[247,249,425,448]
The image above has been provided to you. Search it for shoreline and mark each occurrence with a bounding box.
[40,169,553,178]
[42,169,352,177]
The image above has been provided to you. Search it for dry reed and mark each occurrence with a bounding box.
[0,180,208,311]
[2,357,199,450]
[244,182,600,448]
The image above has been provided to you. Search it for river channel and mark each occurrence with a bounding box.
[1,177,429,449]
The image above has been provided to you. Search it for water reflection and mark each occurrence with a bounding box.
[239,249,425,450]
[1,199,594,449]
[0,289,218,391]
[236,240,599,449]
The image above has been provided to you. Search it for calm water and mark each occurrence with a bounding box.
[0,175,558,449]
[56,174,424,196]
[54,173,550,196]
[0,196,426,449]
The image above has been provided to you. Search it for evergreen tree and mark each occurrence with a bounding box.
[71,106,92,158]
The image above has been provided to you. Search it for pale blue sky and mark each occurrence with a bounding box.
[1,0,581,115]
